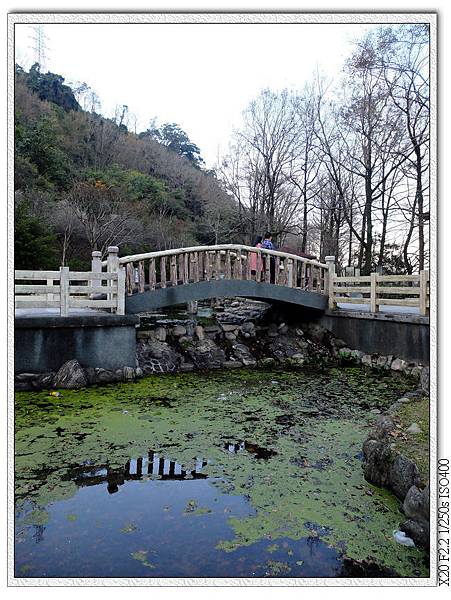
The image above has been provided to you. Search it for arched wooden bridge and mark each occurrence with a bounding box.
[102,244,331,313]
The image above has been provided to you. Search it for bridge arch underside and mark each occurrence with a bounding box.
[125,279,328,314]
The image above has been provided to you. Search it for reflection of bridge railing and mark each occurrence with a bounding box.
[72,451,209,494]
[99,244,330,297]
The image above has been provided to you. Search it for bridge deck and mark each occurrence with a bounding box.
[124,279,328,313]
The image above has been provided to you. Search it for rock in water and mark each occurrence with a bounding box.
[389,455,421,500]
[362,438,393,489]
[53,359,87,389]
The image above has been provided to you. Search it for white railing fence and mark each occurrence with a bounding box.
[14,249,429,317]
[14,263,125,316]
[327,257,430,316]
[100,244,330,297]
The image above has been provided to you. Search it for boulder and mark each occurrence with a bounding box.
[231,343,257,367]
[95,368,117,383]
[37,372,55,389]
[204,325,221,334]
[391,357,408,372]
[410,365,423,380]
[389,455,421,500]
[361,354,373,367]
[194,325,205,340]
[221,323,238,332]
[330,337,347,350]
[374,415,397,438]
[420,366,430,393]
[362,438,394,489]
[137,340,181,373]
[16,372,39,382]
[278,323,289,334]
[223,360,243,369]
[53,359,87,389]
[259,357,276,367]
[398,397,412,404]
[304,323,329,344]
[180,362,194,372]
[403,484,429,523]
[401,518,429,550]
[241,322,256,336]
[182,338,225,370]
[406,422,422,434]
[376,355,389,368]
[267,324,279,338]
[154,327,167,342]
[401,484,430,549]
[172,325,187,337]
[84,367,97,385]
[137,331,153,339]
[123,366,136,381]
[225,331,237,341]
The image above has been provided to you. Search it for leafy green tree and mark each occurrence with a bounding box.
[15,200,59,269]
[26,63,80,112]
[18,115,72,190]
[140,122,204,168]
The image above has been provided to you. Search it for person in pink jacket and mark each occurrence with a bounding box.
[249,236,263,278]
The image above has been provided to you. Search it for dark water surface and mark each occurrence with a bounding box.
[15,366,429,578]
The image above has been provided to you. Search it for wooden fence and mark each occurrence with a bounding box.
[329,269,430,316]
[14,266,125,316]
[14,248,429,318]
[100,244,330,297]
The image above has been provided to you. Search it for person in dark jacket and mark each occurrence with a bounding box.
[261,232,276,282]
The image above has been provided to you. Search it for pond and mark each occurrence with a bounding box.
[14,365,429,579]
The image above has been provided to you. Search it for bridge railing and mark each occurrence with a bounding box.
[100,244,330,297]
[14,266,125,316]
[329,268,430,316]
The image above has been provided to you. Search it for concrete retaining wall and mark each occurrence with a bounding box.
[319,311,429,364]
[15,314,140,374]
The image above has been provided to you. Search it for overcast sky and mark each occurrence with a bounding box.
[15,22,373,167]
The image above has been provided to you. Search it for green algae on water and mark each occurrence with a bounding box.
[15,365,427,577]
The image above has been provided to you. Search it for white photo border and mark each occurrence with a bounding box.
[7,10,438,588]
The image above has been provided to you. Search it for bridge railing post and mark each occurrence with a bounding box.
[419,269,429,316]
[117,267,126,315]
[59,266,69,317]
[91,250,102,300]
[325,256,336,310]
[370,272,378,313]
[107,246,119,313]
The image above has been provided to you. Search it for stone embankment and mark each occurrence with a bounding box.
[15,299,428,390]
[362,367,430,549]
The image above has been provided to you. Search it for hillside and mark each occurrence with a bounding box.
[14,64,241,270]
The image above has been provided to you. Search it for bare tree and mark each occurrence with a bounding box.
[66,181,135,257]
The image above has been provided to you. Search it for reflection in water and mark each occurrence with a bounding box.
[224,441,277,460]
[70,451,209,495]
[15,366,427,578]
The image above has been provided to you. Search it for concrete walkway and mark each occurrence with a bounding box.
[15,302,423,319]
[15,307,106,318]
[336,303,420,315]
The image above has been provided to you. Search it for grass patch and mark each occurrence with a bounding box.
[392,397,429,485]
